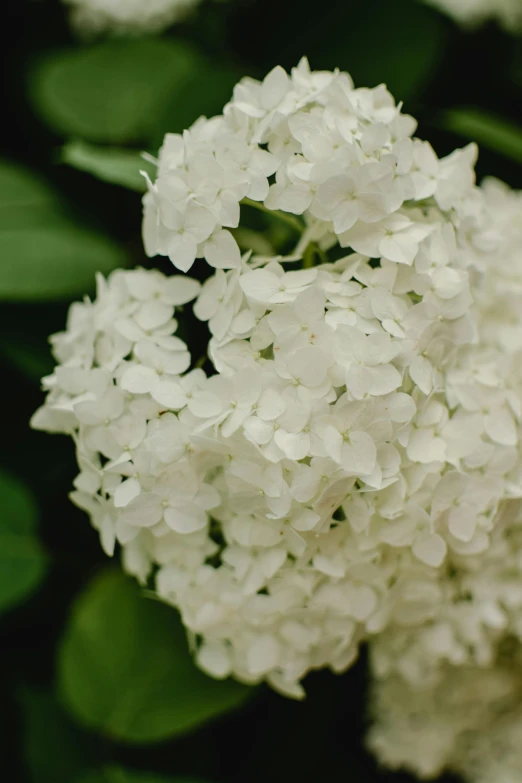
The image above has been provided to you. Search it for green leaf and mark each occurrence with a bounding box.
[77,769,209,783]
[271,0,446,103]
[0,160,126,301]
[30,39,202,143]
[62,140,155,192]
[0,159,61,231]
[0,160,57,209]
[17,685,100,783]
[0,470,47,613]
[0,335,53,381]
[152,64,241,147]
[59,569,251,744]
[338,1,447,101]
[442,108,522,163]
[0,225,126,301]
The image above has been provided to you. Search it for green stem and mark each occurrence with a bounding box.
[303,243,316,268]
[241,197,304,233]
[302,241,328,268]
[315,244,329,265]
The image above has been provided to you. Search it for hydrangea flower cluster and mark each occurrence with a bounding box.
[366,177,522,782]
[143,58,479,275]
[64,0,201,35]
[32,60,522,720]
[368,645,522,782]
[423,0,522,31]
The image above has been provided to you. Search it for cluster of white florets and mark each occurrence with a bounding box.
[367,177,522,782]
[423,0,522,31]
[368,642,522,781]
[32,61,522,715]
[143,58,479,274]
[64,0,201,35]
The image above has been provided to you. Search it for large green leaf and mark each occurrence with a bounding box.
[18,685,100,783]
[0,160,61,231]
[442,108,522,163]
[151,64,241,147]
[0,470,47,613]
[268,0,446,103]
[337,1,447,101]
[59,569,251,744]
[30,39,202,143]
[0,160,57,209]
[0,160,126,300]
[77,769,209,783]
[62,140,155,192]
[0,225,126,301]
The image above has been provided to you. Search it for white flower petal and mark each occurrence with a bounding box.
[113,477,141,508]
[120,365,157,394]
[205,229,241,269]
[412,532,447,567]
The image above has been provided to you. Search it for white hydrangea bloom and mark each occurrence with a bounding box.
[366,178,522,781]
[423,0,522,31]
[368,646,522,781]
[143,58,481,274]
[65,0,201,35]
[33,62,522,698]
[367,180,522,688]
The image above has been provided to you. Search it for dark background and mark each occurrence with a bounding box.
[1,0,521,780]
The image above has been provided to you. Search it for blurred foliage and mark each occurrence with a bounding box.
[0,160,126,299]
[2,0,522,781]
[59,569,250,744]
[29,39,201,143]
[442,107,522,163]
[0,470,47,614]
[274,0,448,101]
[0,334,54,381]
[18,684,101,783]
[76,770,212,783]
[61,141,153,192]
